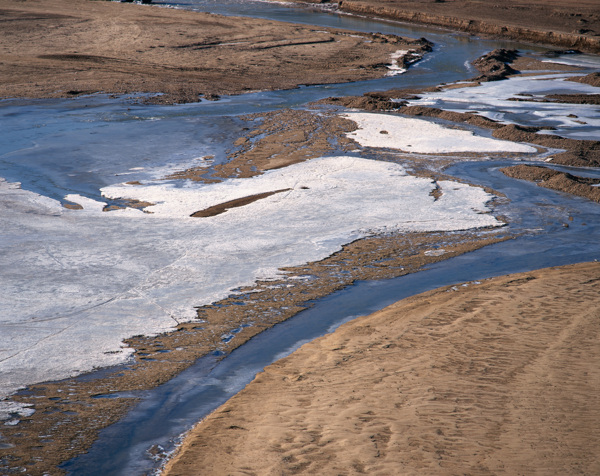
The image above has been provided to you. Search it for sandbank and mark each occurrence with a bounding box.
[0,0,430,103]
[164,261,600,475]
[1,0,599,473]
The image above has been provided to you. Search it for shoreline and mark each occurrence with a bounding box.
[0,0,599,474]
[0,0,431,104]
[283,0,600,54]
[163,261,600,475]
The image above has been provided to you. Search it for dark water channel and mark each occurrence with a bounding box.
[1,0,598,474]
[63,159,600,476]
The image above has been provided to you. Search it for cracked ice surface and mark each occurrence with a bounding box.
[0,156,501,399]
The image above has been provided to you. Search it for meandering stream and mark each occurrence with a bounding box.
[1,1,599,474]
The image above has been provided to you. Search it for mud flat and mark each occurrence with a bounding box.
[501,164,600,203]
[0,0,430,103]
[163,261,600,476]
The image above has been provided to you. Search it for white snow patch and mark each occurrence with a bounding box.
[343,112,536,153]
[0,401,35,422]
[541,54,600,69]
[424,249,446,256]
[406,73,600,140]
[386,50,409,76]
[386,49,424,76]
[0,156,502,398]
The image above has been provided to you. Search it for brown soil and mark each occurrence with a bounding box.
[190,188,292,217]
[0,230,510,475]
[491,124,600,167]
[501,164,600,203]
[162,109,358,183]
[569,72,600,87]
[471,48,519,82]
[163,261,600,476]
[325,0,600,53]
[0,0,430,103]
[215,109,358,179]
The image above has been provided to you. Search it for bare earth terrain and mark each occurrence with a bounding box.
[1,0,599,474]
[0,0,429,103]
[164,262,600,476]
[316,0,600,53]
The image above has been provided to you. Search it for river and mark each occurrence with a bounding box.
[1,0,599,474]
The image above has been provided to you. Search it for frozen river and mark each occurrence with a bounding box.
[1,0,599,474]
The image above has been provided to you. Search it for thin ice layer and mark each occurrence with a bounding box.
[407,74,600,140]
[0,157,501,398]
[343,112,537,153]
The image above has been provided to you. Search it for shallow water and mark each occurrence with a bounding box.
[0,0,546,202]
[63,160,600,476]
[1,0,599,474]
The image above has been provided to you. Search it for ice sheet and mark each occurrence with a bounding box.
[406,74,600,140]
[0,156,501,399]
[343,112,537,153]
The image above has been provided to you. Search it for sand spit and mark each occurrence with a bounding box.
[0,0,430,103]
[501,164,600,203]
[163,261,600,476]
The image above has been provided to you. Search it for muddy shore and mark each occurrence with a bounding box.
[283,0,600,53]
[1,0,599,474]
[0,0,430,104]
[0,229,511,475]
[163,261,600,475]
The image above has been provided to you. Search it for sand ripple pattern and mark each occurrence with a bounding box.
[164,262,600,475]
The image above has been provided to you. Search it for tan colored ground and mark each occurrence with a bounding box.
[2,0,599,473]
[0,0,429,103]
[164,261,600,475]
[330,0,600,53]
[0,229,510,475]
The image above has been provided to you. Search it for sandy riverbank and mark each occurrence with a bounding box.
[0,0,430,103]
[1,0,599,474]
[163,261,600,475]
[283,0,600,53]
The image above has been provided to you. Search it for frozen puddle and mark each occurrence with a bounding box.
[0,155,502,404]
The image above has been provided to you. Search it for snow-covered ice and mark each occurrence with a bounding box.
[344,112,537,153]
[0,156,502,400]
[0,401,35,424]
[405,73,600,140]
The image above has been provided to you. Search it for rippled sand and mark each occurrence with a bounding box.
[164,261,600,475]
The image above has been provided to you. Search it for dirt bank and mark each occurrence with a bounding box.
[163,261,600,476]
[323,0,600,53]
[0,0,430,103]
[501,164,600,203]
[0,229,510,475]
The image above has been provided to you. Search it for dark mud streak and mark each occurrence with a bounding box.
[190,188,292,218]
